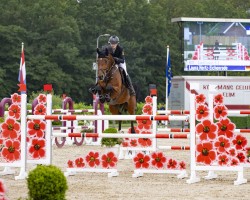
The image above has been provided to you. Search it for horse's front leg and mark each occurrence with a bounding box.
[105,85,113,102]
[95,85,105,104]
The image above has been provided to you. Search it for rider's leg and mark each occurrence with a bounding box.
[125,74,136,96]
[119,63,136,96]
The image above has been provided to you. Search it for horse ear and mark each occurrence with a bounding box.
[96,48,101,54]
[105,48,109,56]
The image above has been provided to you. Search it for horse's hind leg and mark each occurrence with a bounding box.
[130,121,135,133]
[109,105,122,132]
[118,121,122,132]
[127,96,136,133]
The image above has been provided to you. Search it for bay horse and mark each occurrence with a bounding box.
[91,50,136,133]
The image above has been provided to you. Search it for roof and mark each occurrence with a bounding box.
[208,22,246,35]
[171,17,250,23]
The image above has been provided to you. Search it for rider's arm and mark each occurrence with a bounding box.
[114,46,125,64]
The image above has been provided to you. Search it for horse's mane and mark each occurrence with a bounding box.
[97,47,109,58]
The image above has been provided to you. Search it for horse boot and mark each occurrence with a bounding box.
[105,85,113,102]
[99,95,106,104]
[105,93,111,102]
[125,75,136,96]
[88,85,97,94]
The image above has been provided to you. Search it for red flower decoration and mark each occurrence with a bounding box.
[67,160,74,168]
[28,138,46,159]
[2,139,21,162]
[130,139,138,147]
[217,118,235,138]
[214,94,224,105]
[122,141,129,147]
[196,119,217,141]
[101,152,118,168]
[213,105,228,120]
[236,151,247,163]
[218,153,229,166]
[127,126,140,134]
[75,157,85,168]
[133,152,150,169]
[196,104,209,121]
[138,138,152,147]
[37,94,47,104]
[141,130,151,134]
[85,151,100,167]
[196,142,216,165]
[137,119,152,130]
[232,135,247,150]
[214,136,230,153]
[228,148,237,157]
[151,152,166,169]
[231,157,239,166]
[34,104,46,115]
[1,118,20,139]
[27,120,46,138]
[145,96,153,104]
[142,104,153,115]
[8,104,21,120]
[179,161,186,169]
[167,158,178,169]
[0,180,6,194]
[11,93,21,104]
[195,94,206,104]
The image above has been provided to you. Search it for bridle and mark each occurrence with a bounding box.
[98,57,118,83]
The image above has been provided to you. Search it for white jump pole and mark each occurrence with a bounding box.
[27,115,189,121]
[15,92,28,180]
[46,93,52,165]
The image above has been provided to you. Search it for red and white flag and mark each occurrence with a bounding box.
[18,43,26,84]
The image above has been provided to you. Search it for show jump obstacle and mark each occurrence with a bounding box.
[0,83,249,185]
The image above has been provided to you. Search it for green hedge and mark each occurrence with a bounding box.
[228,116,250,129]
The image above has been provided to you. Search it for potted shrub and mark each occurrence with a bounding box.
[27,165,68,200]
[101,127,123,153]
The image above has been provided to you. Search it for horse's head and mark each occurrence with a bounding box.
[97,51,115,82]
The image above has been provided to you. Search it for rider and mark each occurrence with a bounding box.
[106,35,136,96]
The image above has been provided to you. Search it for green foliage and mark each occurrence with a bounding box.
[228,116,250,129]
[74,102,93,110]
[28,91,63,109]
[0,117,4,123]
[1,0,250,104]
[101,127,122,147]
[27,165,68,200]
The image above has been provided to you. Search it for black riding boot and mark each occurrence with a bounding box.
[125,75,136,96]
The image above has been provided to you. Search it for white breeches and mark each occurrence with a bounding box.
[119,62,128,75]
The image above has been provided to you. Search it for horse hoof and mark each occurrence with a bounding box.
[105,97,111,102]
[100,99,105,104]
[88,87,96,94]
[99,95,105,104]
[105,94,111,102]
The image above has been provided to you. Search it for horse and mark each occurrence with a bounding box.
[90,50,136,133]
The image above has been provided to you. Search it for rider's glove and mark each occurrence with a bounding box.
[113,57,119,62]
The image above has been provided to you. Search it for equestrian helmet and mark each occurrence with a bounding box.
[108,35,119,44]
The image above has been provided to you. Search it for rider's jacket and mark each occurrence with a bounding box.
[106,45,125,64]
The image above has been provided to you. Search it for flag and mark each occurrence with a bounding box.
[18,45,26,84]
[166,49,172,97]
